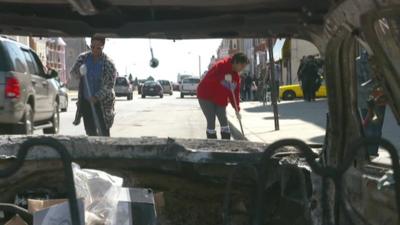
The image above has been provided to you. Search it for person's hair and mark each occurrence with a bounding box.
[232,53,250,65]
[91,34,106,46]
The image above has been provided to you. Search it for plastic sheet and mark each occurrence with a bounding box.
[72,163,123,225]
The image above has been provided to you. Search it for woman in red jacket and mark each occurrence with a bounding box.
[197,53,249,139]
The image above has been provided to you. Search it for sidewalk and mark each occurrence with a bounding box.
[227,99,400,166]
[227,100,328,144]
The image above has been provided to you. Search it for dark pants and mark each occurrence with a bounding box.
[198,99,229,130]
[301,80,315,101]
[81,99,110,136]
[245,88,251,101]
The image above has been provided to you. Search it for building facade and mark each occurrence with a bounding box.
[46,38,67,83]
[64,38,89,90]
[281,38,320,85]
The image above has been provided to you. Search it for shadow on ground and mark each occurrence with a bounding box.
[244,99,328,130]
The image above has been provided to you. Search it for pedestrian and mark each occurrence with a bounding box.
[363,83,387,156]
[357,50,387,156]
[298,55,319,101]
[245,74,253,101]
[273,63,281,102]
[357,50,373,118]
[197,52,249,139]
[70,35,117,136]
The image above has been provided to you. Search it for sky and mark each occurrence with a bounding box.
[97,38,222,82]
[87,38,285,82]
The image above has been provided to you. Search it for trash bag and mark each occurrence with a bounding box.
[72,163,123,225]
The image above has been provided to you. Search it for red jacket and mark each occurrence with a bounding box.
[197,56,241,111]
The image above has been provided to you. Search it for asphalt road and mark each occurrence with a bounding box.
[32,91,398,147]
[56,92,213,139]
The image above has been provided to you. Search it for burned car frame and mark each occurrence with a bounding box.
[0,0,400,224]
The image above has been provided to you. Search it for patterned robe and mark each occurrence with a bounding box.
[70,51,117,129]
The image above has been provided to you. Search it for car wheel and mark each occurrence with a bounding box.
[43,102,60,134]
[180,93,184,98]
[15,105,34,135]
[282,90,296,100]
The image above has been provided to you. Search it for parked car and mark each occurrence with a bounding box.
[172,82,180,91]
[180,78,200,98]
[279,83,327,100]
[0,37,60,134]
[137,79,148,94]
[141,81,163,98]
[115,76,133,100]
[53,80,69,112]
[158,80,173,95]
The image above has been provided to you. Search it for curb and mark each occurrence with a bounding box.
[228,120,248,141]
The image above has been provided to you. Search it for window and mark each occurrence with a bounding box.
[22,50,39,75]
[2,42,27,73]
[184,79,200,84]
[0,43,8,72]
[144,81,156,86]
[190,79,200,84]
[30,51,45,76]
[355,44,400,158]
[116,78,128,86]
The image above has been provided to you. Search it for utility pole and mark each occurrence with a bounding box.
[268,38,280,131]
[253,39,257,78]
[198,55,201,77]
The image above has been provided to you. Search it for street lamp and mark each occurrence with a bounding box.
[187,52,201,77]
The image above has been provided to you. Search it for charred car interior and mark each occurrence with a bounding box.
[0,0,400,225]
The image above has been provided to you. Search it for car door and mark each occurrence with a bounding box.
[22,49,50,121]
[31,50,54,115]
[316,81,327,97]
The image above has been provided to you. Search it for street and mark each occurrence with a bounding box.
[56,92,216,139]
[32,92,397,150]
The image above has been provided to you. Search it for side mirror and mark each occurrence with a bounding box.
[47,69,58,79]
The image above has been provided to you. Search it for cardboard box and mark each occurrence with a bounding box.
[5,215,27,225]
[28,199,85,225]
[28,199,67,214]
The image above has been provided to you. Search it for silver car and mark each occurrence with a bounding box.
[115,76,134,100]
[158,80,173,95]
[0,37,60,134]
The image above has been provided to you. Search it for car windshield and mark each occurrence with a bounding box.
[183,79,199,84]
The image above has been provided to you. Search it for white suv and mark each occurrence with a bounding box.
[180,78,200,98]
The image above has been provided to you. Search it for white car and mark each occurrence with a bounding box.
[180,78,200,98]
[158,80,173,95]
[115,77,133,100]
